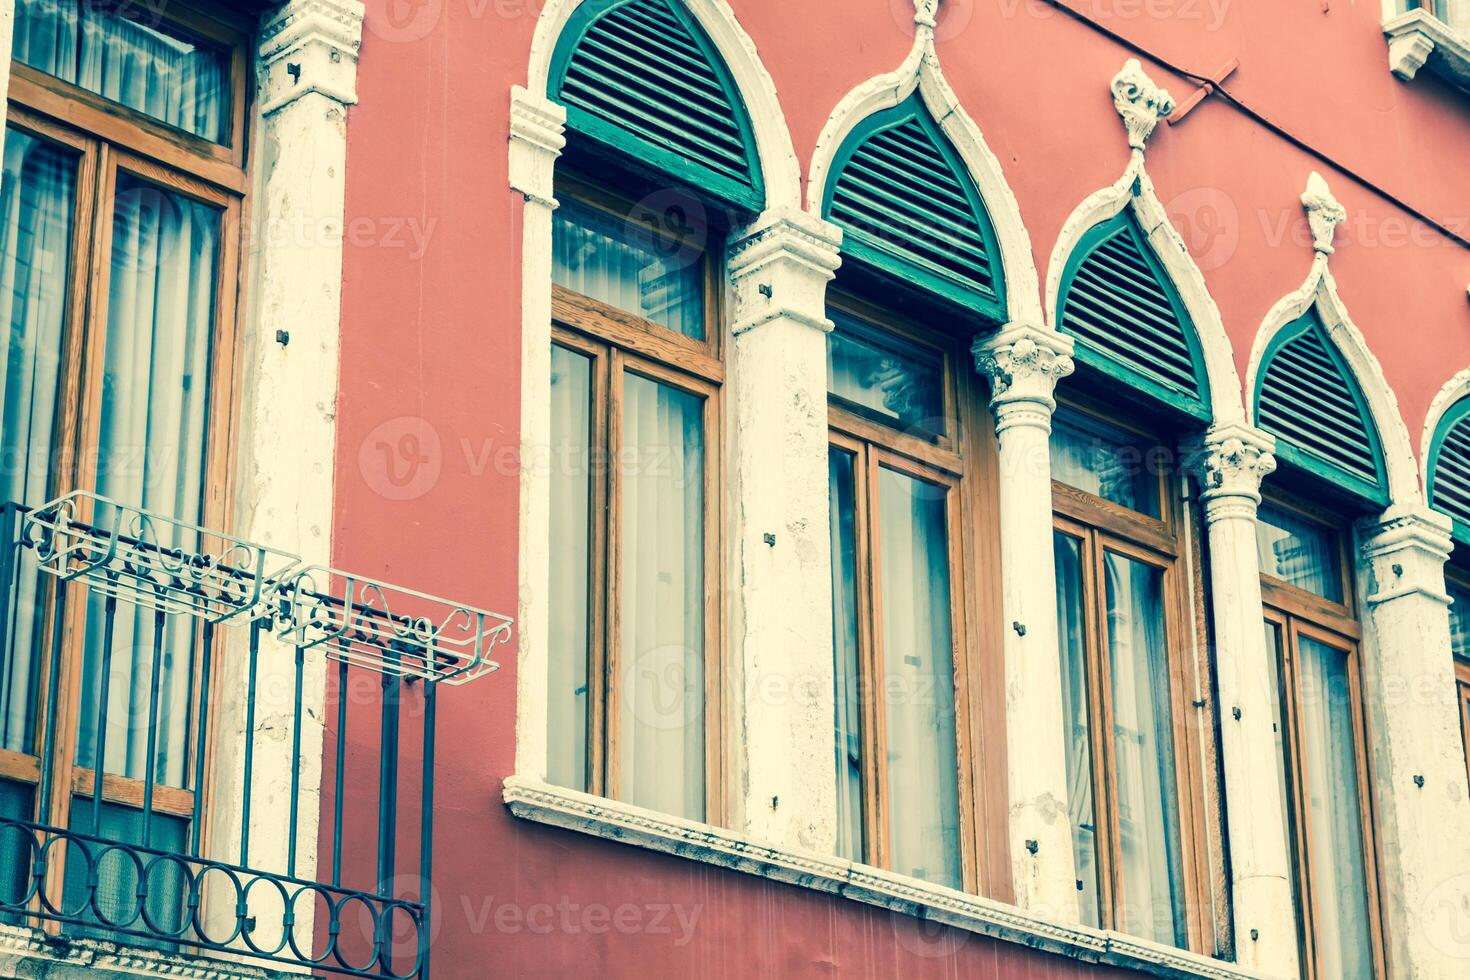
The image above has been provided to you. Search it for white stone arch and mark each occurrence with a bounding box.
[1422,368,1470,492]
[805,8,1044,327]
[1043,61,1244,426]
[526,0,801,211]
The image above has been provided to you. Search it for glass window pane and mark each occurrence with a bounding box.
[618,373,705,820]
[827,310,944,435]
[1053,530,1101,927]
[0,127,75,756]
[1050,409,1161,517]
[13,0,231,143]
[548,345,593,792]
[877,467,960,889]
[1438,1,1470,33]
[552,198,705,339]
[1449,579,1470,662]
[78,174,220,786]
[1256,503,1344,603]
[829,446,865,862]
[1296,636,1375,980]
[1104,552,1188,948]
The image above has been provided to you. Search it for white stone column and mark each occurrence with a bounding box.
[1356,504,1470,977]
[205,0,364,946]
[509,85,567,784]
[1187,424,1299,978]
[0,0,14,167]
[724,208,843,854]
[973,323,1080,919]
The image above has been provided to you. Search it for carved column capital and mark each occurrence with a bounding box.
[972,323,1074,433]
[1359,503,1453,607]
[509,85,567,208]
[1111,58,1175,152]
[259,0,364,116]
[1302,171,1346,257]
[728,208,843,336]
[1185,423,1277,523]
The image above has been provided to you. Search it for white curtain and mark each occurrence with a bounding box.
[12,0,227,142]
[1053,531,1101,927]
[1256,503,1342,602]
[1298,636,1375,979]
[617,373,705,821]
[75,174,218,796]
[0,128,74,755]
[547,344,592,792]
[829,448,865,862]
[1440,1,1470,34]
[1104,552,1187,947]
[877,467,961,889]
[1050,411,1158,517]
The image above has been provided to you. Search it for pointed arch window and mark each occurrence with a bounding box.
[1253,311,1388,505]
[821,95,1006,322]
[549,0,764,210]
[1056,211,1209,420]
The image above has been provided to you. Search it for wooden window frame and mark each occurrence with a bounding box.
[824,290,1008,899]
[1451,564,1470,792]
[550,175,726,825]
[1259,490,1388,980]
[3,0,253,915]
[1048,396,1216,953]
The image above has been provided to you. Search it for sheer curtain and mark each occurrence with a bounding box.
[829,448,864,862]
[1104,552,1187,948]
[1256,503,1342,602]
[0,128,74,755]
[547,345,593,792]
[618,374,705,821]
[1053,531,1101,926]
[12,0,228,142]
[1439,1,1470,33]
[76,174,219,794]
[1298,637,1375,979]
[878,467,961,889]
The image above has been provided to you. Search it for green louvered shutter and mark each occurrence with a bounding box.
[550,0,763,210]
[822,97,1006,322]
[1056,212,1209,419]
[1254,311,1388,504]
[1429,398,1470,544]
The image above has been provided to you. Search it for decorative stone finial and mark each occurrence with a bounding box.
[1301,171,1346,257]
[1111,59,1176,152]
[914,0,940,29]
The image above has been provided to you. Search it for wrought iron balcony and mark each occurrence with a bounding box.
[0,492,512,978]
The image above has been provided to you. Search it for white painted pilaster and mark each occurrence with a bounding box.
[0,0,14,165]
[973,323,1080,921]
[1187,424,1299,978]
[725,207,843,853]
[509,84,567,785]
[1356,504,1470,977]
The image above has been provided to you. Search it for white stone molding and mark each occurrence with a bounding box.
[1384,9,1470,86]
[973,323,1082,920]
[526,0,801,211]
[723,207,844,850]
[1043,64,1245,427]
[1354,504,1470,976]
[1421,367,1470,493]
[805,2,1044,327]
[503,776,1273,980]
[1111,58,1176,154]
[257,0,363,115]
[1184,425,1299,979]
[0,922,291,978]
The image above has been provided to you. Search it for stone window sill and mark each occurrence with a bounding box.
[502,776,1269,980]
[0,922,290,979]
[1385,10,1470,90]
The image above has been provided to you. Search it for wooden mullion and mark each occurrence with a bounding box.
[1335,633,1389,979]
[602,349,626,803]
[862,446,892,872]
[588,341,611,799]
[942,468,979,894]
[1087,529,1122,933]
[702,356,723,826]
[1457,670,1470,794]
[1280,619,1321,980]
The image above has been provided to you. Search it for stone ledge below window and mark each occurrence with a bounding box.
[0,923,291,980]
[1384,10,1470,90]
[502,776,1270,980]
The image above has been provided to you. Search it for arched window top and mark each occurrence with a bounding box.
[549,0,764,210]
[1429,396,1470,545]
[1254,310,1388,505]
[821,95,1006,322]
[1057,210,1209,419]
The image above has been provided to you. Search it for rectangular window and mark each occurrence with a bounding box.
[825,299,995,893]
[1,0,248,928]
[1259,494,1385,980]
[1050,403,1206,950]
[547,178,721,822]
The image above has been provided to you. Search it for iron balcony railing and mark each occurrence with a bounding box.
[0,492,511,979]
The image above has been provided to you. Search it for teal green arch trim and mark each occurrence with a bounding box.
[549,0,764,211]
[1428,396,1470,545]
[820,95,1007,322]
[1056,211,1210,420]
[1253,311,1389,506]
